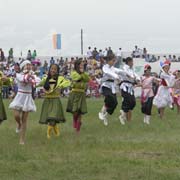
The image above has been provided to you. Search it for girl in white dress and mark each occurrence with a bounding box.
[153,60,177,119]
[9,60,36,145]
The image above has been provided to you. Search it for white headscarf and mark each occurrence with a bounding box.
[20,60,31,70]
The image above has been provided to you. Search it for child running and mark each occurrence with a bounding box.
[66,59,90,133]
[9,60,36,145]
[38,64,70,139]
[153,60,177,119]
[98,54,128,126]
[119,57,140,125]
[140,64,160,124]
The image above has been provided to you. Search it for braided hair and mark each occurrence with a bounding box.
[44,64,60,91]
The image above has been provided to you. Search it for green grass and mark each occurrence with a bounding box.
[1,97,180,180]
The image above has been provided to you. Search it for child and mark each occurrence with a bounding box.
[0,71,10,124]
[98,54,127,126]
[172,70,180,114]
[141,64,160,124]
[119,57,140,125]
[88,74,100,98]
[153,60,176,119]
[9,60,36,145]
[66,59,90,132]
[38,64,70,139]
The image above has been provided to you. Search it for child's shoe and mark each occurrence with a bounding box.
[119,110,125,125]
[98,112,104,121]
[103,112,108,126]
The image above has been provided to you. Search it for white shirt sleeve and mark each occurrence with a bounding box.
[103,65,119,79]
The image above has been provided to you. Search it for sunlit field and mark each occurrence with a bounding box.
[1,97,180,180]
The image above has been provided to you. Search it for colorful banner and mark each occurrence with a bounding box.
[53,34,61,49]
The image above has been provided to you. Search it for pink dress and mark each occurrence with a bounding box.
[141,76,155,103]
[172,79,180,106]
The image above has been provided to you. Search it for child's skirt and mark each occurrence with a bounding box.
[153,86,173,108]
[39,97,66,125]
[9,92,36,112]
[66,92,87,114]
[0,95,7,123]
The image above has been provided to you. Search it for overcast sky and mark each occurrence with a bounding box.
[1,0,180,56]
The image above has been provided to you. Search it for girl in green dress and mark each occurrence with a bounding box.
[66,59,90,132]
[0,71,9,124]
[38,64,70,139]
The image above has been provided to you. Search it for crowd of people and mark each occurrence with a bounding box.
[0,46,180,100]
[0,47,180,145]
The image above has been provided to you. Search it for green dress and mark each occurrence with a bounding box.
[38,76,70,125]
[66,71,90,114]
[0,73,8,123]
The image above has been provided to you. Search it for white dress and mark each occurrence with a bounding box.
[9,73,36,112]
[153,72,175,108]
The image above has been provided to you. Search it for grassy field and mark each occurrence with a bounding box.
[1,97,180,180]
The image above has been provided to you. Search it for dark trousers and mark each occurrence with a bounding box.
[121,90,136,112]
[141,97,153,115]
[102,87,118,115]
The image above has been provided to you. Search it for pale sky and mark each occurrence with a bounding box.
[1,0,180,56]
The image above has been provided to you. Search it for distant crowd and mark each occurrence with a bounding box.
[1,45,180,99]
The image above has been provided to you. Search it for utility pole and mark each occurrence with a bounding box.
[81,29,83,55]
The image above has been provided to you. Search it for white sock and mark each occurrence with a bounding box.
[101,105,107,114]
[143,115,147,123]
[123,111,127,121]
[146,115,151,124]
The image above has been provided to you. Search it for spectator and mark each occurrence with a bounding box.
[92,47,98,60]
[59,57,64,66]
[83,58,88,71]
[87,46,92,59]
[115,48,122,68]
[99,49,104,58]
[50,57,55,64]
[8,48,13,62]
[107,47,113,56]
[32,50,37,60]
[143,48,147,58]
[145,54,151,62]
[0,48,5,61]
[172,55,177,62]
[168,55,172,62]
[103,48,108,57]
[133,45,141,58]
[27,50,32,61]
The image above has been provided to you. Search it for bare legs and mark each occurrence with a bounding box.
[159,108,165,119]
[13,110,29,145]
[14,110,21,132]
[19,112,29,145]
[126,111,132,121]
